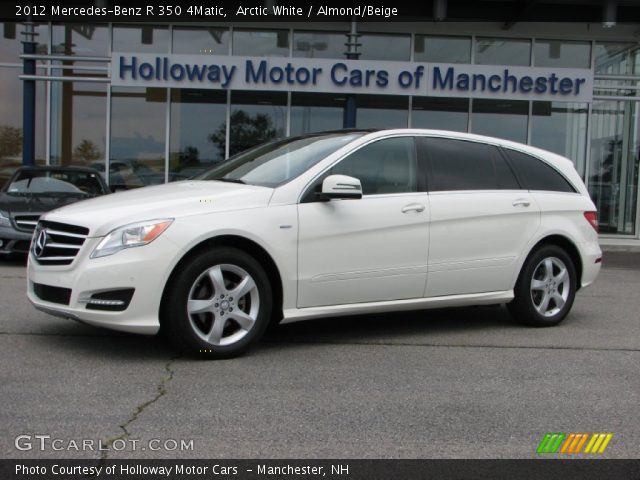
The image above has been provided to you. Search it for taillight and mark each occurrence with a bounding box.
[584,211,599,233]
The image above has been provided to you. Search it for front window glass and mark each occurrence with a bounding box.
[197,133,363,188]
[330,137,417,195]
[6,169,104,196]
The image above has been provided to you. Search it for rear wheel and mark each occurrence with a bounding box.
[162,247,272,358]
[508,245,577,327]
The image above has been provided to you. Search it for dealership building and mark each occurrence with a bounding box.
[1,5,639,243]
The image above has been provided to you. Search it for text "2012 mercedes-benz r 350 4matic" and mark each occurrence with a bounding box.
[27,129,601,358]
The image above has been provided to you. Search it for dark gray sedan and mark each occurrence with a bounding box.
[0,166,109,256]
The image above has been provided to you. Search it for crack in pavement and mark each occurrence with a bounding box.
[99,356,178,462]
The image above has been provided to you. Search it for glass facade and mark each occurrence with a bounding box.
[1,22,640,238]
[471,99,529,143]
[414,35,471,64]
[531,102,588,174]
[475,37,531,66]
[170,89,227,180]
[290,92,344,136]
[534,39,591,68]
[412,97,469,132]
[109,87,167,188]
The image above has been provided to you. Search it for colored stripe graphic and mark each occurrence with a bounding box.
[537,433,565,453]
[584,433,613,454]
[539,433,613,454]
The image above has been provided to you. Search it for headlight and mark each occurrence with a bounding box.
[90,219,173,258]
[0,211,11,228]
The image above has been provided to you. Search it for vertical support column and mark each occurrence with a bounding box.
[22,22,37,166]
[61,25,73,165]
[343,20,360,129]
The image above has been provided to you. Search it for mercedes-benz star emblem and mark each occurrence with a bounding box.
[34,229,47,258]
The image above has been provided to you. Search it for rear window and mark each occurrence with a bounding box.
[425,137,520,191]
[505,149,576,193]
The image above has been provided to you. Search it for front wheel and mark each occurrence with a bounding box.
[162,247,272,358]
[508,245,577,327]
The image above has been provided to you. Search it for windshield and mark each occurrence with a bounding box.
[195,133,364,187]
[6,170,105,196]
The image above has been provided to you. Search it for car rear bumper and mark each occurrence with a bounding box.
[579,241,602,288]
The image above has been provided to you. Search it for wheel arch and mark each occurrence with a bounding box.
[160,234,284,326]
[518,234,584,290]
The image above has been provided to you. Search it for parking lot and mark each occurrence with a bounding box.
[1,252,639,459]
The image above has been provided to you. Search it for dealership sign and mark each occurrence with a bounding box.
[111,53,593,102]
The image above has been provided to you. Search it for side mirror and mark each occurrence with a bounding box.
[318,174,363,200]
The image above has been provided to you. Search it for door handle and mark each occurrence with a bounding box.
[512,199,531,207]
[401,203,425,213]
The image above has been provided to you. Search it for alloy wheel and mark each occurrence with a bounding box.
[187,263,260,346]
[530,256,570,317]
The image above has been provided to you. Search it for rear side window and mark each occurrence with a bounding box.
[425,138,520,191]
[505,149,576,193]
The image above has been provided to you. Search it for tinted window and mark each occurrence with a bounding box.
[330,137,417,195]
[426,138,519,191]
[505,149,576,193]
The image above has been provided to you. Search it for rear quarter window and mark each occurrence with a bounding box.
[505,149,577,193]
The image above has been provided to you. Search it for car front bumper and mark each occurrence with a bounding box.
[27,235,183,335]
[0,225,32,255]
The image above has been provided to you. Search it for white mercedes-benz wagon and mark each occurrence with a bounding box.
[27,129,601,357]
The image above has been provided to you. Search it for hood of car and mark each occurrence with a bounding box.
[41,180,274,237]
[0,191,85,216]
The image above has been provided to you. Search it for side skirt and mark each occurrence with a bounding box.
[282,290,514,324]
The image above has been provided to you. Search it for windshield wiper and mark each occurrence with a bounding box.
[215,178,246,184]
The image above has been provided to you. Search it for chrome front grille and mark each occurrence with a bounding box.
[14,214,40,233]
[33,221,90,266]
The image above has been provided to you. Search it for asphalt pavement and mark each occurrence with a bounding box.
[0,252,638,459]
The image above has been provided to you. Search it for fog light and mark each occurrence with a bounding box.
[87,299,125,306]
[84,288,135,311]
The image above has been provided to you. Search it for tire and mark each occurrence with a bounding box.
[162,247,273,358]
[508,244,577,327]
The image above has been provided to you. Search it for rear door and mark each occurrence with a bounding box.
[420,136,540,297]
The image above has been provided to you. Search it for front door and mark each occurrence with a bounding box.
[297,136,429,308]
